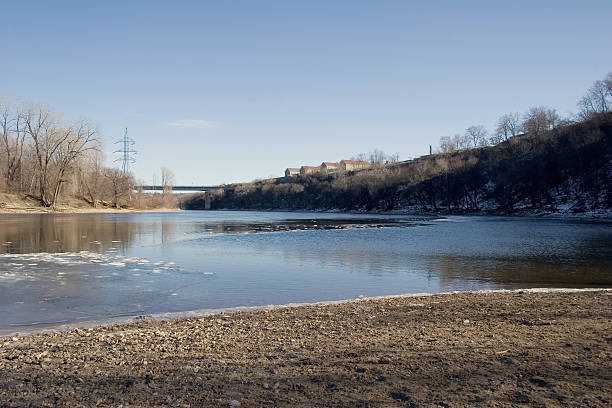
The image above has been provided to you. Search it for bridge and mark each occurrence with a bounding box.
[135,185,234,209]
[137,185,233,192]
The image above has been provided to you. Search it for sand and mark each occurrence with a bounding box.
[0,290,610,407]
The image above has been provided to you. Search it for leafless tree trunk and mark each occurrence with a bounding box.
[578,76,611,119]
[160,166,176,207]
[492,113,522,144]
[522,106,558,136]
[161,166,175,191]
[439,136,455,153]
[103,168,133,208]
[49,120,99,207]
[0,102,27,191]
[23,106,55,205]
[24,106,98,207]
[465,125,488,148]
[78,148,105,207]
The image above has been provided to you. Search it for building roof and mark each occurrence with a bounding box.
[321,162,338,167]
[285,168,300,171]
[301,166,320,170]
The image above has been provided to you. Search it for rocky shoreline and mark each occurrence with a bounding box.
[1,290,610,407]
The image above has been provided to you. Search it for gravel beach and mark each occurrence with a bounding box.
[0,290,610,407]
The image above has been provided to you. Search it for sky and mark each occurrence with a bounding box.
[1,1,611,185]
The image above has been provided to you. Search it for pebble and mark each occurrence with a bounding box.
[228,399,241,407]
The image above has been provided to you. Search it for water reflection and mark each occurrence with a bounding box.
[0,214,428,254]
[238,229,612,289]
[0,212,610,328]
[0,214,143,254]
[432,255,611,290]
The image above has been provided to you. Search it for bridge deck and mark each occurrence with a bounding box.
[137,185,233,192]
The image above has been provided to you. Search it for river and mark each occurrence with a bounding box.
[0,211,610,329]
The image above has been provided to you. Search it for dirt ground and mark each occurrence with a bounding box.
[0,192,178,214]
[0,290,610,407]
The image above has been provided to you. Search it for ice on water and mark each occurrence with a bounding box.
[0,251,181,283]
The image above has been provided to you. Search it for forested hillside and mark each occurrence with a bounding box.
[183,114,611,215]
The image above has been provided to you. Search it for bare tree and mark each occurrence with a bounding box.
[49,120,99,206]
[77,147,105,207]
[0,99,179,210]
[605,72,612,95]
[492,113,522,144]
[465,125,488,148]
[351,149,400,164]
[451,133,471,150]
[0,102,27,191]
[368,149,386,165]
[546,108,560,129]
[159,166,176,207]
[439,136,455,153]
[489,132,503,145]
[23,106,98,207]
[578,76,612,119]
[161,166,176,190]
[23,105,56,205]
[350,153,368,162]
[103,168,133,208]
[523,106,558,136]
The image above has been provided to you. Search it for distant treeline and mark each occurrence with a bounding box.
[437,72,612,152]
[0,102,175,209]
[184,113,611,214]
[183,73,612,215]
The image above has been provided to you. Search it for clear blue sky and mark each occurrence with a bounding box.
[2,1,611,185]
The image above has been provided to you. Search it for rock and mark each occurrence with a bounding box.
[463,319,470,324]
[529,377,552,388]
[512,391,530,404]
[390,391,414,404]
[228,399,241,407]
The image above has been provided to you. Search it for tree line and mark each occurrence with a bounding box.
[438,72,612,153]
[0,101,175,209]
[183,71,612,214]
[186,113,610,214]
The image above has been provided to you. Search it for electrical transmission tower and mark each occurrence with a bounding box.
[114,128,137,174]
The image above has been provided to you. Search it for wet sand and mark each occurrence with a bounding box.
[0,290,610,407]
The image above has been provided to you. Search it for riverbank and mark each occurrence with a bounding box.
[209,206,612,219]
[0,193,179,214]
[0,206,181,215]
[1,289,610,407]
[0,206,181,214]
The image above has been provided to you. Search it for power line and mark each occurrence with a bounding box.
[113,128,137,174]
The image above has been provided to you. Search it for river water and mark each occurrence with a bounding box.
[0,211,610,328]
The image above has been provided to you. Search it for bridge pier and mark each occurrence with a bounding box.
[205,191,211,210]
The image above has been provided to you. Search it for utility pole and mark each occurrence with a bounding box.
[114,128,136,174]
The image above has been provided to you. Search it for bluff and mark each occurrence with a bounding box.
[183,114,612,216]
